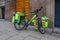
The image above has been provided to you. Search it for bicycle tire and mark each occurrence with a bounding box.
[14,20,26,31]
[36,17,45,34]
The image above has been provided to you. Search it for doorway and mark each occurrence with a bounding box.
[0,7,5,19]
[55,0,60,27]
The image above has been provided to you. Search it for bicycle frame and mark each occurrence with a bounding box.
[24,7,43,28]
[27,15,36,25]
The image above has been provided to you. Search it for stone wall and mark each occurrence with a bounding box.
[46,0,55,28]
[29,0,46,16]
[0,0,5,6]
[0,8,2,18]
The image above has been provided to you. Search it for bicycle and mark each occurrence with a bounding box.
[12,7,46,34]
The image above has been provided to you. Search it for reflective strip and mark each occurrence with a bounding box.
[15,13,19,19]
[12,16,15,24]
[32,20,36,23]
[28,15,36,24]
[45,22,48,27]
[15,13,20,23]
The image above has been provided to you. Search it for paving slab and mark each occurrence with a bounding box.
[24,36,39,40]
[0,19,60,40]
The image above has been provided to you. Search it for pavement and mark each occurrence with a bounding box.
[0,19,60,40]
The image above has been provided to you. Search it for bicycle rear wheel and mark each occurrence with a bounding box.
[14,24,24,31]
[14,20,26,31]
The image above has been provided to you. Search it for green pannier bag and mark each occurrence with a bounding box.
[41,16,48,28]
[12,12,25,24]
[12,12,20,24]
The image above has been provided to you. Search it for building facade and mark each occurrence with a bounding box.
[0,0,5,19]
[1,0,60,33]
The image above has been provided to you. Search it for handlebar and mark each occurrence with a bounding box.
[31,6,43,13]
[25,7,43,17]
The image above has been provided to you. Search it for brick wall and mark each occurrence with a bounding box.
[5,0,45,20]
[5,0,15,20]
[5,0,55,28]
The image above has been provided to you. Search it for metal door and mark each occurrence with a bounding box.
[55,0,60,27]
